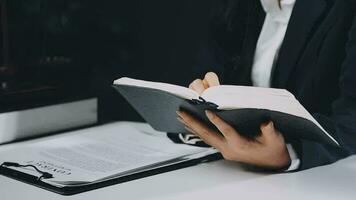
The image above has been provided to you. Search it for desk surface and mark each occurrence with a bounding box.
[0,122,355,200]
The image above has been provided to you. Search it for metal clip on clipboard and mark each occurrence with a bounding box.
[1,162,53,181]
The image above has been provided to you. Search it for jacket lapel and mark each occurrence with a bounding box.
[271,0,326,88]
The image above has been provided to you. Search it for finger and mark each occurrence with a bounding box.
[177,111,225,149]
[177,116,197,134]
[260,121,279,142]
[189,79,205,94]
[202,79,209,89]
[204,72,220,87]
[205,110,245,142]
[184,126,197,134]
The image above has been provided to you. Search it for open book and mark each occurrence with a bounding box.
[113,77,339,146]
[0,122,218,195]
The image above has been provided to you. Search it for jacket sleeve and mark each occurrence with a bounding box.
[293,12,356,170]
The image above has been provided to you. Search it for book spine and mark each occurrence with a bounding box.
[190,97,219,110]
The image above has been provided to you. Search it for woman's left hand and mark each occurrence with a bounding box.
[177,110,291,170]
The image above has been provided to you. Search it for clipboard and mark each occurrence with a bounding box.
[0,153,221,196]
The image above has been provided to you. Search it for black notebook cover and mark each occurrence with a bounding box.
[113,84,339,147]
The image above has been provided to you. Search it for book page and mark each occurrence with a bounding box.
[1,122,210,186]
[114,77,199,100]
[201,85,341,145]
[201,85,327,132]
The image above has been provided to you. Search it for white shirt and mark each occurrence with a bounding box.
[252,0,296,87]
[252,0,300,171]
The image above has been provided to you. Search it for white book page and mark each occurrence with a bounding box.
[202,85,308,118]
[114,77,199,100]
[2,122,210,186]
[201,85,337,144]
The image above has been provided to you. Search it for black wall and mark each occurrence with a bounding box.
[100,0,215,122]
[2,0,215,123]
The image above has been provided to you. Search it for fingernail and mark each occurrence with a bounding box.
[269,121,274,129]
[177,117,186,124]
[205,110,214,119]
[185,126,196,134]
[176,111,182,117]
[261,121,274,130]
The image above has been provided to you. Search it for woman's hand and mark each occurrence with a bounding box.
[185,72,291,169]
[189,72,220,94]
[177,110,291,170]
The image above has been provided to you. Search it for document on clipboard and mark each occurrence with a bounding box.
[0,122,219,195]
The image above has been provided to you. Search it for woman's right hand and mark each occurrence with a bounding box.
[189,72,220,95]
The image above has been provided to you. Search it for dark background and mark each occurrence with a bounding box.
[0,0,214,123]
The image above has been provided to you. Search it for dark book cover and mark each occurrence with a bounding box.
[114,84,339,147]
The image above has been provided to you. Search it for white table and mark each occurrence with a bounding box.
[0,122,355,200]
